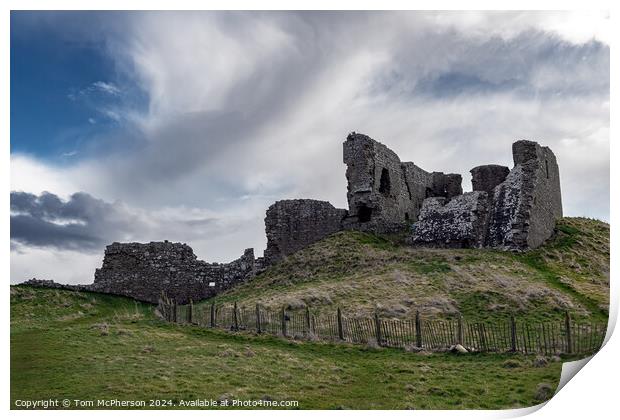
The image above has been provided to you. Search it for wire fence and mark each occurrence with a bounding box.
[157,294,606,356]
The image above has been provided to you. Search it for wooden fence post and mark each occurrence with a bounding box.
[169,298,173,322]
[477,323,486,352]
[255,303,262,334]
[565,311,572,354]
[233,301,239,331]
[159,291,168,321]
[337,307,344,340]
[305,307,312,336]
[415,310,422,348]
[210,303,216,327]
[163,294,169,321]
[172,300,177,323]
[457,314,463,345]
[281,306,287,337]
[188,299,193,324]
[157,298,163,320]
[510,315,517,352]
[374,311,383,346]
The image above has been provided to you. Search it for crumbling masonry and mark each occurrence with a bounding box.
[91,242,255,304]
[262,199,347,264]
[341,133,463,233]
[35,132,561,304]
[410,140,562,249]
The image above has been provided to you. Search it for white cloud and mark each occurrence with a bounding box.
[10,246,103,285]
[534,11,610,45]
[118,12,296,122]
[11,155,86,200]
[421,10,610,45]
[92,81,121,95]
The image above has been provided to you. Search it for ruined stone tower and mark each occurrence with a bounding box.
[342,133,462,233]
[486,140,563,249]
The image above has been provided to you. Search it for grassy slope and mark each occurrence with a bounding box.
[11,286,563,409]
[203,218,609,324]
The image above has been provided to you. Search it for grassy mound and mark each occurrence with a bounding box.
[201,218,609,324]
[11,287,564,409]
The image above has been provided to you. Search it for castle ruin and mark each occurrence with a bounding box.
[91,242,255,304]
[342,133,463,233]
[34,132,562,304]
[262,199,347,265]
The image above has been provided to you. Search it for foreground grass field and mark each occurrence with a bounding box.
[11,287,565,409]
[204,218,609,324]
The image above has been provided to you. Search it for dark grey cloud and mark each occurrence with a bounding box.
[10,191,135,251]
[373,31,609,99]
[9,190,250,255]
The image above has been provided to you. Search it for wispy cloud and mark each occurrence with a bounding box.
[66,81,125,125]
[92,81,121,95]
[68,81,121,100]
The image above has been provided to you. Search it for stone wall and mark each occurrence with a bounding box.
[91,241,255,304]
[263,199,347,264]
[411,140,562,250]
[410,192,491,248]
[470,165,509,194]
[486,140,563,249]
[342,132,462,233]
[19,278,84,291]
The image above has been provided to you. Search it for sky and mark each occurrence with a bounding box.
[10,11,610,284]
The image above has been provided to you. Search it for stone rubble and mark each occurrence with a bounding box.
[411,139,563,250]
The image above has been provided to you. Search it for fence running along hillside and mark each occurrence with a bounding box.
[157,295,606,356]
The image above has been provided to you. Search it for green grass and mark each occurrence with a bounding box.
[199,218,609,325]
[10,217,608,409]
[516,218,609,323]
[11,287,565,410]
[517,251,607,322]
[409,259,452,275]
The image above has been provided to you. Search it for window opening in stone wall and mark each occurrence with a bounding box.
[545,160,549,179]
[425,187,433,198]
[379,168,391,195]
[358,205,372,223]
[405,212,410,221]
